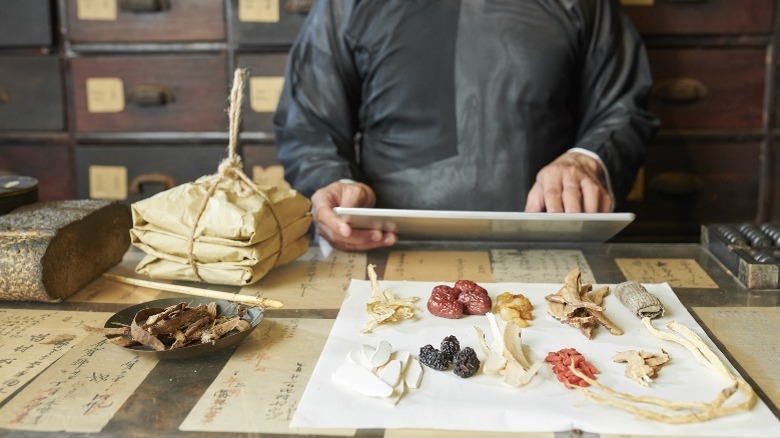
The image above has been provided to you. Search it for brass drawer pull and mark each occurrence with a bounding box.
[126,84,175,106]
[0,89,10,104]
[649,171,704,195]
[118,0,171,13]
[129,173,176,194]
[284,0,314,14]
[652,78,708,103]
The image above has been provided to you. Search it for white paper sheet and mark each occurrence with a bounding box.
[291,280,780,436]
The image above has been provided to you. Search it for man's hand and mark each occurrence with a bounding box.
[525,152,612,213]
[310,181,397,251]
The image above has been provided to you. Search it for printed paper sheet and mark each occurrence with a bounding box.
[491,249,595,283]
[384,251,492,282]
[615,258,718,288]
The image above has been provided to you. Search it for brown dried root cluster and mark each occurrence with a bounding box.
[570,318,757,423]
[87,301,252,351]
[362,264,419,333]
[545,267,622,338]
[613,349,670,387]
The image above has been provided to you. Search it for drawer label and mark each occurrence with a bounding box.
[77,0,118,21]
[89,165,127,200]
[86,78,125,113]
[239,0,280,23]
[250,77,285,113]
[620,0,654,5]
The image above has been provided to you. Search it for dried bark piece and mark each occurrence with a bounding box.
[545,268,622,339]
[614,281,665,319]
[130,307,167,351]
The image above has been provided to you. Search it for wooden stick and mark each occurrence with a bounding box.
[102,273,283,308]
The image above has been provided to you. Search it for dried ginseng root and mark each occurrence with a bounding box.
[493,292,534,327]
[545,267,622,339]
[362,264,419,333]
[545,348,599,388]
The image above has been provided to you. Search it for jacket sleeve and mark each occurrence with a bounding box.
[571,0,659,207]
[272,0,362,198]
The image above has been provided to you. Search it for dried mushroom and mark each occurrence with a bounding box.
[545,267,622,339]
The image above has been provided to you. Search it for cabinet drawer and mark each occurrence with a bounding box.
[0,0,52,47]
[623,0,773,35]
[0,144,73,200]
[65,0,225,43]
[75,145,230,204]
[0,56,65,131]
[242,143,290,188]
[628,140,760,227]
[70,54,228,133]
[238,53,287,132]
[230,0,311,47]
[647,48,766,130]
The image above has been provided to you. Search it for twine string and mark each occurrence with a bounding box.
[185,69,285,282]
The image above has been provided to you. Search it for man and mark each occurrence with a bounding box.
[274,0,658,251]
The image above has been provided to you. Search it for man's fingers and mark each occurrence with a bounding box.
[524,184,545,212]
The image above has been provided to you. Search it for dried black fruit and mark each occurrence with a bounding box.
[440,335,460,361]
[453,347,480,378]
[418,344,450,371]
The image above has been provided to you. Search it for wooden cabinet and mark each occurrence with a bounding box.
[70,54,228,133]
[621,0,777,241]
[64,0,226,43]
[1,1,779,240]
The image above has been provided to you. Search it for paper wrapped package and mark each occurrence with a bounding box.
[129,69,312,286]
[0,200,132,301]
[131,179,311,285]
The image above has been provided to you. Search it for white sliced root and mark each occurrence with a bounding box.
[332,362,394,398]
[377,359,402,387]
[334,340,420,404]
[474,314,539,387]
[369,339,393,368]
[404,357,424,389]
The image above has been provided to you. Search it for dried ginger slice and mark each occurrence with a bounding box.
[569,318,757,424]
[613,349,670,387]
[361,264,419,333]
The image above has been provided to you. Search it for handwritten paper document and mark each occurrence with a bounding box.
[384,251,493,282]
[241,248,366,309]
[0,309,110,404]
[694,307,780,410]
[615,258,718,288]
[0,335,158,433]
[180,318,353,436]
[385,430,553,438]
[491,249,595,283]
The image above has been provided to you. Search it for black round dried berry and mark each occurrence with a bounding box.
[453,347,480,378]
[418,344,450,371]
[439,335,460,361]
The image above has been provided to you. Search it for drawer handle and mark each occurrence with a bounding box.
[660,0,710,4]
[284,0,314,14]
[0,89,10,104]
[118,0,170,12]
[126,84,175,106]
[652,78,708,103]
[649,171,703,195]
[129,173,176,194]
